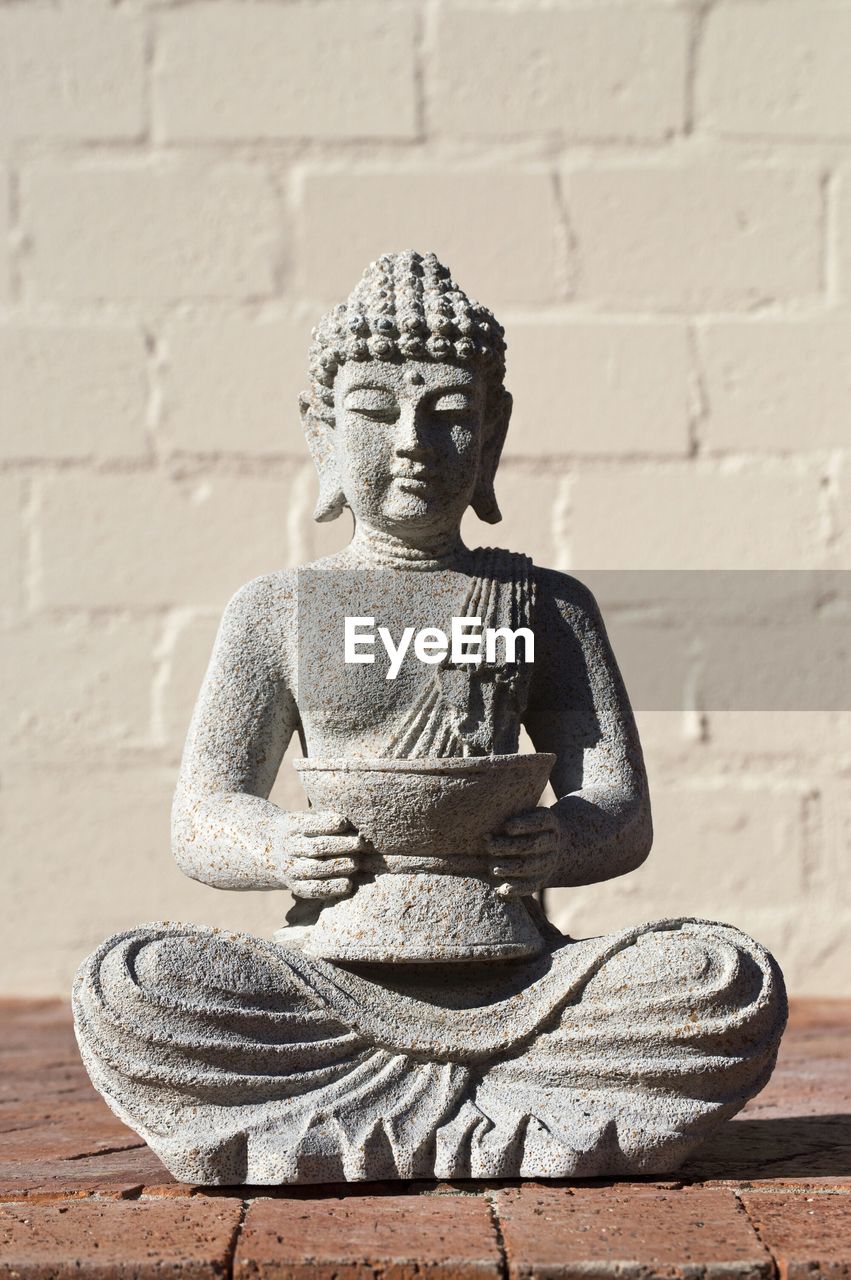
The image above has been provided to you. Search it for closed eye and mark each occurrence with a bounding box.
[344,392,399,422]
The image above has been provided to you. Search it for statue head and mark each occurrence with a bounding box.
[300,251,511,538]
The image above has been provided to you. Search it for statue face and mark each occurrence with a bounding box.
[334,360,486,536]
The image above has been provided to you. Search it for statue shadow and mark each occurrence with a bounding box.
[675,1113,851,1184]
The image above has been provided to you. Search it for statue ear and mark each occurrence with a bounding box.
[299,394,347,523]
[471,389,511,524]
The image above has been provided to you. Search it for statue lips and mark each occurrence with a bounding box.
[391,467,434,497]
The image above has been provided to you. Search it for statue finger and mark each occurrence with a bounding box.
[502,809,556,837]
[289,856,358,880]
[487,832,554,857]
[294,876,354,899]
[297,811,353,836]
[300,856,360,879]
[303,834,368,857]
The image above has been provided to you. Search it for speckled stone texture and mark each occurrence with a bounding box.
[73,251,786,1184]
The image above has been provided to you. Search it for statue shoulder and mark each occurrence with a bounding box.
[217,572,297,675]
[221,571,295,626]
[531,565,606,632]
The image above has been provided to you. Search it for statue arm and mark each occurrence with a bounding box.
[171,575,298,890]
[523,570,652,888]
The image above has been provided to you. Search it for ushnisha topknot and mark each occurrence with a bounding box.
[304,250,507,424]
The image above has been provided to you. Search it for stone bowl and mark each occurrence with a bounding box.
[287,753,557,964]
[292,752,556,860]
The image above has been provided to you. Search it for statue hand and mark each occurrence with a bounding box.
[275,811,366,899]
[485,808,562,898]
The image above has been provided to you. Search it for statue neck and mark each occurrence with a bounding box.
[346,522,468,571]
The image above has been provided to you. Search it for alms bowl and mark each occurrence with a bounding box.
[292,752,556,859]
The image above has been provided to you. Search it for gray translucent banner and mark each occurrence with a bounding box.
[580,570,849,711]
[296,569,849,713]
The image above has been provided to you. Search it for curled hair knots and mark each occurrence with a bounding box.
[303,250,507,421]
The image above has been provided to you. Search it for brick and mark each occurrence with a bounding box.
[0,1146,173,1203]
[773,905,851,1003]
[698,6,851,140]
[826,780,851,909]
[38,471,292,608]
[740,1193,851,1278]
[0,476,26,612]
[0,167,10,302]
[707,622,848,715]
[462,464,564,570]
[0,326,148,461]
[504,322,689,457]
[682,1113,851,1189]
[597,617,692,712]
[0,764,294,996]
[2,1065,92,1108]
[701,322,851,453]
[495,1187,771,1280]
[234,1195,502,1279]
[841,179,851,318]
[156,3,416,141]
[431,8,687,141]
[298,171,563,305]
[0,616,159,761]
[286,460,358,568]
[156,613,219,757]
[0,9,145,142]
[0,999,75,1050]
[0,1100,139,1164]
[26,165,280,302]
[705,711,851,763]
[548,786,808,939]
[568,167,821,310]
[0,1197,242,1278]
[569,466,824,569]
[163,316,311,455]
[838,454,851,571]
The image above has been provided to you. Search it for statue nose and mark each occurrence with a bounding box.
[395,404,429,459]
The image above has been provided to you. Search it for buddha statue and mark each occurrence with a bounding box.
[73,251,786,1185]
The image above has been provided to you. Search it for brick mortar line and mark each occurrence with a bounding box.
[5,302,851,325]
[7,142,851,182]
[223,1198,249,1280]
[483,1190,510,1280]
[0,455,843,477]
[733,1190,781,1280]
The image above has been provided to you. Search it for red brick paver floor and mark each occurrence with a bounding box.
[0,998,848,1277]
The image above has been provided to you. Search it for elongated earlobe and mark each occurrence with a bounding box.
[299,394,347,523]
[471,390,511,524]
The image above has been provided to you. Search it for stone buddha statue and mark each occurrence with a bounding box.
[73,251,786,1185]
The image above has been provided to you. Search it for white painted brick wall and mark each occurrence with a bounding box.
[155,4,418,142]
[0,326,149,460]
[428,8,689,141]
[25,164,282,301]
[0,9,146,142]
[1,0,848,996]
[697,5,851,140]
